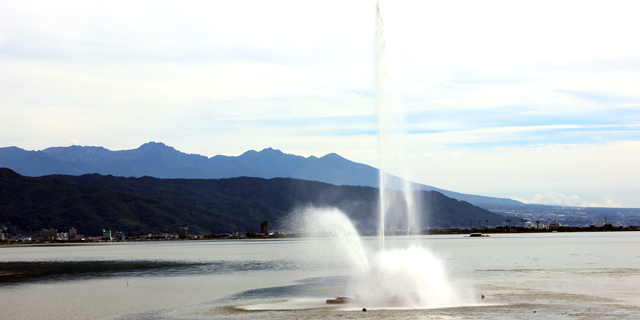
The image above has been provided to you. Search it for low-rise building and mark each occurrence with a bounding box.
[68,227,85,240]
[102,229,112,240]
[547,220,560,229]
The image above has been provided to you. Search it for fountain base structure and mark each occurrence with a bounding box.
[326,297,351,304]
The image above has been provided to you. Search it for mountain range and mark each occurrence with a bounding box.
[0,142,523,207]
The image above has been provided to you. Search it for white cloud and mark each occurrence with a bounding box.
[589,199,623,208]
[513,192,622,208]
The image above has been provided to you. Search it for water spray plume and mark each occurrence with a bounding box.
[375,0,387,250]
[296,206,467,309]
[296,207,369,272]
[354,247,457,308]
[288,1,472,310]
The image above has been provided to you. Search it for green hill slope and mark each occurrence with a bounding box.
[0,169,279,235]
[1,168,506,236]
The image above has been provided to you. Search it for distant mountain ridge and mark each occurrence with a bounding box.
[0,142,523,207]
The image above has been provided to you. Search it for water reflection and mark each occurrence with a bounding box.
[0,259,309,285]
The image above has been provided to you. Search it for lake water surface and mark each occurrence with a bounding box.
[1,232,639,319]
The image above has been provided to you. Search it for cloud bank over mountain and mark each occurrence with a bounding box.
[513,191,622,208]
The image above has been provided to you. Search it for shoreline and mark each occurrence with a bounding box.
[2,227,639,246]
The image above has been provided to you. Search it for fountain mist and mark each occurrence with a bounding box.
[296,207,465,309]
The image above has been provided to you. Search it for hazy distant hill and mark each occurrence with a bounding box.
[1,168,506,235]
[0,142,523,207]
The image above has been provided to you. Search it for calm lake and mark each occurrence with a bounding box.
[1,232,639,319]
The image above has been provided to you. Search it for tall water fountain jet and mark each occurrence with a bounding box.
[375,0,421,240]
[282,2,473,310]
[350,1,468,308]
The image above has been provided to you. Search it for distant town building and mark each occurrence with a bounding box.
[38,228,59,240]
[179,227,188,239]
[547,220,560,229]
[102,229,112,240]
[261,221,269,235]
[68,227,84,241]
[595,220,606,227]
[0,233,4,241]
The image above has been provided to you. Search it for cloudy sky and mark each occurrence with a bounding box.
[1,0,639,207]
